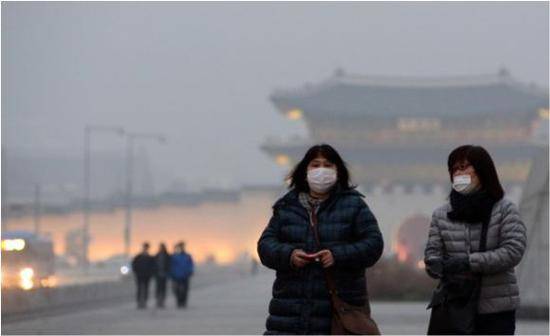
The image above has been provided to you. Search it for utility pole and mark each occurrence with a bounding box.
[83,125,124,269]
[124,132,166,258]
[2,147,7,232]
[83,125,90,268]
[124,135,134,258]
[33,184,41,235]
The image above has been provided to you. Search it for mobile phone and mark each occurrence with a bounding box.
[304,254,319,262]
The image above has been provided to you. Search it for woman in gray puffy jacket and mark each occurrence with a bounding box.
[424,145,527,335]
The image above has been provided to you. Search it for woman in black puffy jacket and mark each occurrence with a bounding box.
[258,144,384,334]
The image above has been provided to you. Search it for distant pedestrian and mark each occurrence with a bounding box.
[424,145,527,334]
[250,258,258,276]
[154,243,171,308]
[170,241,194,308]
[131,242,156,309]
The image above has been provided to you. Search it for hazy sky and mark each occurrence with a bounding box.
[3,2,548,191]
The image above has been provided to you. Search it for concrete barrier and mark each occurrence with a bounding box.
[2,277,135,316]
[2,263,257,320]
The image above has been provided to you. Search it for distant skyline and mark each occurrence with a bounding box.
[3,2,548,195]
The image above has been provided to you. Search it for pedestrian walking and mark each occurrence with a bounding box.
[170,241,194,308]
[131,242,156,309]
[424,145,527,334]
[258,144,384,334]
[154,243,171,308]
[250,258,259,276]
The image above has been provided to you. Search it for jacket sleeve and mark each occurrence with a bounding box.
[169,258,177,279]
[189,255,194,276]
[131,256,138,273]
[329,201,384,269]
[424,211,445,279]
[469,201,527,275]
[150,256,158,277]
[166,255,172,273]
[257,209,295,271]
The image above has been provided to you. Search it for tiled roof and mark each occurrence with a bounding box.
[271,70,548,118]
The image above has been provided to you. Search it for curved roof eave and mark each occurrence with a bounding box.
[270,71,548,117]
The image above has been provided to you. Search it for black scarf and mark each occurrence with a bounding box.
[447,189,496,224]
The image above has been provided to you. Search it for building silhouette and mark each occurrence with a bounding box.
[262,68,549,189]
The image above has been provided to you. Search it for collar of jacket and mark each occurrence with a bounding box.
[273,186,364,218]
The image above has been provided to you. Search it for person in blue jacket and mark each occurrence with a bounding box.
[170,241,194,308]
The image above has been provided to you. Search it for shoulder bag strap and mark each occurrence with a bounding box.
[475,211,492,294]
[309,209,372,313]
[479,214,490,253]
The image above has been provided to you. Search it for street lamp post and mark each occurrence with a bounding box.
[33,184,41,235]
[124,132,166,258]
[83,125,124,269]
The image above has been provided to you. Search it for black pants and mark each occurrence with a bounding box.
[155,276,168,307]
[475,310,516,335]
[173,278,190,308]
[135,276,150,308]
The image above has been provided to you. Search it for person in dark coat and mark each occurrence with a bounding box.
[257,144,384,335]
[131,242,156,309]
[154,243,171,308]
[170,241,194,308]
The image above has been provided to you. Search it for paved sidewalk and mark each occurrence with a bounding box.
[3,272,548,335]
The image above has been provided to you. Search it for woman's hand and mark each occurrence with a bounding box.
[310,249,334,268]
[425,258,443,278]
[442,256,470,274]
[290,249,312,268]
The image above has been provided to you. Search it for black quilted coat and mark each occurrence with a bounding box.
[257,188,384,334]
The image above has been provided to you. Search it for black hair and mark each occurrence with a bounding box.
[287,143,354,192]
[447,145,504,200]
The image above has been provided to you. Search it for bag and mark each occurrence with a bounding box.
[309,209,381,335]
[330,291,381,335]
[427,215,490,335]
[427,277,481,334]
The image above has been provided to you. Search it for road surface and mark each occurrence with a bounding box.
[3,271,548,335]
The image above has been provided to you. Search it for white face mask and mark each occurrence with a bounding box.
[452,174,479,194]
[307,167,337,194]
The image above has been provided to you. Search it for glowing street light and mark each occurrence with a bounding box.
[1,239,26,251]
[286,108,303,120]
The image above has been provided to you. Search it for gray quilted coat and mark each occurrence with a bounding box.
[424,197,527,314]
